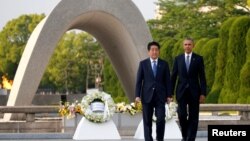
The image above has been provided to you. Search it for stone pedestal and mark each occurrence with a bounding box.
[73,117,121,140]
[134,118,182,139]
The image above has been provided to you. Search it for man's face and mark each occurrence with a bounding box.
[148,45,160,60]
[183,40,194,54]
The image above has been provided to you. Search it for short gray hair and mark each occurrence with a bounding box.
[184,37,194,43]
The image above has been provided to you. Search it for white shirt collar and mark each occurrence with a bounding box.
[185,52,192,58]
[150,58,158,64]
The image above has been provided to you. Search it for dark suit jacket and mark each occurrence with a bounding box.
[135,58,171,103]
[171,53,206,101]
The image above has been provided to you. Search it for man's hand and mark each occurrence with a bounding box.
[167,97,173,104]
[135,97,141,103]
[199,95,205,103]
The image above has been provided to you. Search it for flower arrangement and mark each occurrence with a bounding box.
[81,91,116,123]
[59,96,177,122]
[115,101,142,115]
[167,101,177,119]
[152,102,177,122]
[59,99,142,120]
[58,100,84,119]
[59,91,116,123]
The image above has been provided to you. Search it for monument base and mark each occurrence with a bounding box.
[73,117,121,140]
[134,118,182,139]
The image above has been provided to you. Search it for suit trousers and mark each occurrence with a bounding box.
[142,91,166,141]
[177,88,199,141]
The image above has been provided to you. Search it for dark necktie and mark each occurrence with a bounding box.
[186,55,190,71]
[153,61,157,77]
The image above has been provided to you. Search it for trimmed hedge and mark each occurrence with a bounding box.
[238,28,250,103]
[207,17,237,103]
[219,16,250,103]
[193,38,210,54]
[172,39,184,59]
[200,38,219,101]
[160,38,176,69]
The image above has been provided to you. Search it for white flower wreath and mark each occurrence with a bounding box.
[81,90,116,123]
[152,102,177,122]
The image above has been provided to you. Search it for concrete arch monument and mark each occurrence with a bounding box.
[5,0,151,120]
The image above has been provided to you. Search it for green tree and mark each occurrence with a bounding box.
[42,31,100,93]
[149,0,249,44]
[103,58,128,103]
[0,14,45,79]
[172,39,184,59]
[219,16,250,103]
[193,38,210,54]
[208,17,236,103]
[199,38,219,102]
[160,38,176,69]
[237,28,250,103]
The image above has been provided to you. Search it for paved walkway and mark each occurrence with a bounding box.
[0,138,207,141]
[0,133,207,141]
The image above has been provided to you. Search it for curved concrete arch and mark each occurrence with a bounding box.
[5,0,151,120]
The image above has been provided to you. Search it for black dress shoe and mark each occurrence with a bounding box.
[186,137,195,141]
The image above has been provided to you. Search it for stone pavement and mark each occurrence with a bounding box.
[0,132,207,141]
[0,138,207,141]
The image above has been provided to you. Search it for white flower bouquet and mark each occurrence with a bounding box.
[152,102,177,122]
[81,91,116,123]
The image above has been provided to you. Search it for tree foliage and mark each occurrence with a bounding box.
[200,38,219,94]
[219,16,250,103]
[237,29,250,103]
[0,14,45,79]
[171,39,184,59]
[149,0,250,104]
[41,31,101,93]
[149,0,249,42]
[193,38,210,54]
[103,58,128,103]
[160,38,176,69]
[207,17,236,103]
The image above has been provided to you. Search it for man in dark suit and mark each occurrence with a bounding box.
[171,38,207,141]
[135,41,172,141]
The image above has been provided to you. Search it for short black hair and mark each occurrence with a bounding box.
[147,41,160,51]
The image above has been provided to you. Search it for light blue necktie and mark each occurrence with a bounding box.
[153,61,157,77]
[186,55,190,71]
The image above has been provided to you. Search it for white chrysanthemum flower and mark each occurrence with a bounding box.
[81,91,115,123]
